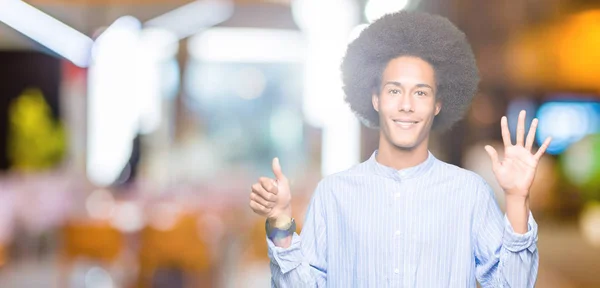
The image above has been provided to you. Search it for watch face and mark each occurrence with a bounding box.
[266,217,295,238]
[274,216,293,229]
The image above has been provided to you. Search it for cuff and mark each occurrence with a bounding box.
[267,232,303,274]
[502,211,538,253]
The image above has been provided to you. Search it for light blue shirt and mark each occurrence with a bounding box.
[267,150,538,287]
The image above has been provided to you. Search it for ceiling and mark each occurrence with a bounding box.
[0,0,296,49]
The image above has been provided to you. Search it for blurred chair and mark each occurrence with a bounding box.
[0,243,6,268]
[137,212,213,288]
[59,220,124,287]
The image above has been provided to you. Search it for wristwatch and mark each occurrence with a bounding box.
[265,216,296,240]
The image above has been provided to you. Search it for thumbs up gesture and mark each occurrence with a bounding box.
[249,157,292,220]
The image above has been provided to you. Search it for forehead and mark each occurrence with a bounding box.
[381,56,435,85]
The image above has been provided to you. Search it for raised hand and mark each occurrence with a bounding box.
[249,157,292,220]
[484,110,552,198]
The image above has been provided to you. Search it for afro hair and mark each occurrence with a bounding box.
[341,11,480,132]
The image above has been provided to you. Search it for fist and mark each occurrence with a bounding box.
[249,157,292,220]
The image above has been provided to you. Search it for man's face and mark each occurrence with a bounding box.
[372,56,441,151]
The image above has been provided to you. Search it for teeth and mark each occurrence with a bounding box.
[394,120,416,124]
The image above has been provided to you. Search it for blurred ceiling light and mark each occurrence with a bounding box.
[145,0,234,40]
[293,0,361,176]
[0,0,93,67]
[293,0,359,129]
[292,0,359,32]
[87,16,142,187]
[95,15,141,43]
[365,0,411,22]
[91,15,141,62]
[188,28,304,62]
[292,0,361,176]
[138,28,179,61]
[135,28,178,135]
[88,16,178,187]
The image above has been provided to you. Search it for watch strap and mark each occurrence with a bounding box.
[266,217,296,240]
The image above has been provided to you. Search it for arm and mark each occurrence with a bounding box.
[267,182,327,287]
[480,110,552,287]
[473,179,538,288]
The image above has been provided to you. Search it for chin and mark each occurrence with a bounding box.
[392,140,418,150]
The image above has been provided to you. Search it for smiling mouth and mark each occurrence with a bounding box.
[392,120,419,128]
[393,120,418,124]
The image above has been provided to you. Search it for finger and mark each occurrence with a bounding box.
[501,116,512,147]
[259,177,278,195]
[249,200,271,215]
[534,137,552,160]
[272,157,286,181]
[250,192,274,209]
[525,118,538,151]
[484,145,500,172]
[516,110,526,146]
[253,183,277,202]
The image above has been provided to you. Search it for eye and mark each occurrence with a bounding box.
[415,91,427,96]
[388,89,401,95]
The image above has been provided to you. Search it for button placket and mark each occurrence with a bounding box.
[392,182,404,283]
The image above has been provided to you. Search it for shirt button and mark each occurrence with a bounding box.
[395,230,401,236]
[394,268,400,274]
[394,193,401,198]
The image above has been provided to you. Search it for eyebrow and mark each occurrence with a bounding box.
[384,81,434,91]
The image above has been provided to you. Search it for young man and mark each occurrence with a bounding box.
[249,11,551,287]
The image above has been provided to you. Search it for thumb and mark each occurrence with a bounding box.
[484,145,500,171]
[272,157,285,181]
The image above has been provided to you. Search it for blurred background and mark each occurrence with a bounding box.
[0,0,599,287]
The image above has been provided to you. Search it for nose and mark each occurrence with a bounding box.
[398,94,414,112]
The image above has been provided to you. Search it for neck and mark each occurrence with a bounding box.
[376,136,430,170]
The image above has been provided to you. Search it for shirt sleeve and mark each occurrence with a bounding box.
[472,177,539,288]
[267,182,328,287]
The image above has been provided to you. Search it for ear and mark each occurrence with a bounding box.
[372,93,380,112]
[434,101,442,116]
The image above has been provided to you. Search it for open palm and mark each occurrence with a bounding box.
[484,110,552,198]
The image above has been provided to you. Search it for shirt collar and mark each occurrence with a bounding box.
[367,149,437,181]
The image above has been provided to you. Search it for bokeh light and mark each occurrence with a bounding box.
[85,189,115,220]
[536,101,600,154]
[561,134,600,199]
[580,201,600,248]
